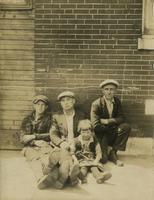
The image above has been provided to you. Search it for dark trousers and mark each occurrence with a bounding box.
[94,123,131,163]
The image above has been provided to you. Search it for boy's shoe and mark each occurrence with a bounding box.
[69,164,80,186]
[42,166,52,175]
[96,171,112,184]
[37,174,53,189]
[70,179,79,186]
[37,167,59,189]
[81,178,87,184]
[69,164,80,182]
[53,180,64,189]
[109,150,124,167]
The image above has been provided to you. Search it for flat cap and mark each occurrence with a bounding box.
[33,95,49,105]
[57,91,75,101]
[99,79,119,88]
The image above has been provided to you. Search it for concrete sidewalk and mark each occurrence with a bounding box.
[0,150,154,200]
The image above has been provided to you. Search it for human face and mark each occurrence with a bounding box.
[60,97,75,111]
[34,101,47,115]
[80,127,92,141]
[102,84,117,100]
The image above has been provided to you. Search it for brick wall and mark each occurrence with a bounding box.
[0,9,35,149]
[35,0,154,137]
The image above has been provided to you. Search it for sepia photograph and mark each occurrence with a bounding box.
[0,0,154,200]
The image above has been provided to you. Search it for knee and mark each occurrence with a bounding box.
[101,154,108,164]
[119,123,131,134]
[60,150,72,163]
[49,149,60,166]
[94,125,105,137]
[59,161,70,176]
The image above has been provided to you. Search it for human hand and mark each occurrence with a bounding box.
[108,118,116,124]
[33,140,49,147]
[22,135,35,144]
[60,141,70,150]
[93,159,99,165]
[72,155,79,165]
[100,119,109,125]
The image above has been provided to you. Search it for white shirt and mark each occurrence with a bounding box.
[104,96,115,118]
[64,110,75,144]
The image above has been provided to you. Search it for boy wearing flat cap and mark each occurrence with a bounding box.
[49,91,86,188]
[20,95,59,189]
[20,95,51,150]
[91,79,131,166]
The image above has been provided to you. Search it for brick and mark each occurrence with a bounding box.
[76,15,92,19]
[101,19,118,24]
[89,44,105,49]
[94,5,109,9]
[68,19,85,24]
[52,19,67,24]
[44,14,59,19]
[68,0,84,3]
[61,4,76,8]
[44,4,60,9]
[54,0,67,2]
[35,19,51,24]
[85,19,101,24]
[89,10,98,14]
[110,4,127,9]
[67,40,84,44]
[77,4,93,9]
[98,10,114,14]
[36,0,50,3]
[93,15,110,19]
[77,25,92,29]
[52,10,65,14]
[84,40,99,44]
[75,35,92,39]
[60,15,75,19]
[93,24,108,29]
[76,55,92,59]
[74,9,89,14]
[65,10,73,14]
[60,24,75,29]
[86,0,118,2]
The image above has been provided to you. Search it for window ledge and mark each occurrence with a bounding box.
[138,35,154,50]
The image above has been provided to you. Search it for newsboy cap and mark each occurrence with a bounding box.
[57,91,75,101]
[33,95,49,105]
[99,79,119,88]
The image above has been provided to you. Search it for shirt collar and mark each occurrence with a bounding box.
[103,95,115,103]
[64,110,75,118]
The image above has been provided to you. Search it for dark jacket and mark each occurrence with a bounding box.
[90,96,125,136]
[20,111,52,145]
[50,109,86,147]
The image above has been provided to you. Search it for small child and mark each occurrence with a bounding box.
[73,119,112,184]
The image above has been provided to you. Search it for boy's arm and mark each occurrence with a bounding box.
[50,115,66,147]
[20,116,36,145]
[70,138,80,164]
[94,143,102,163]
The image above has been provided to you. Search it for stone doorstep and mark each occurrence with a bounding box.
[119,137,154,156]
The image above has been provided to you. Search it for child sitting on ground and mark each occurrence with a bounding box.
[73,119,112,184]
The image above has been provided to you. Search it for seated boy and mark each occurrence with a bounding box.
[73,119,112,184]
